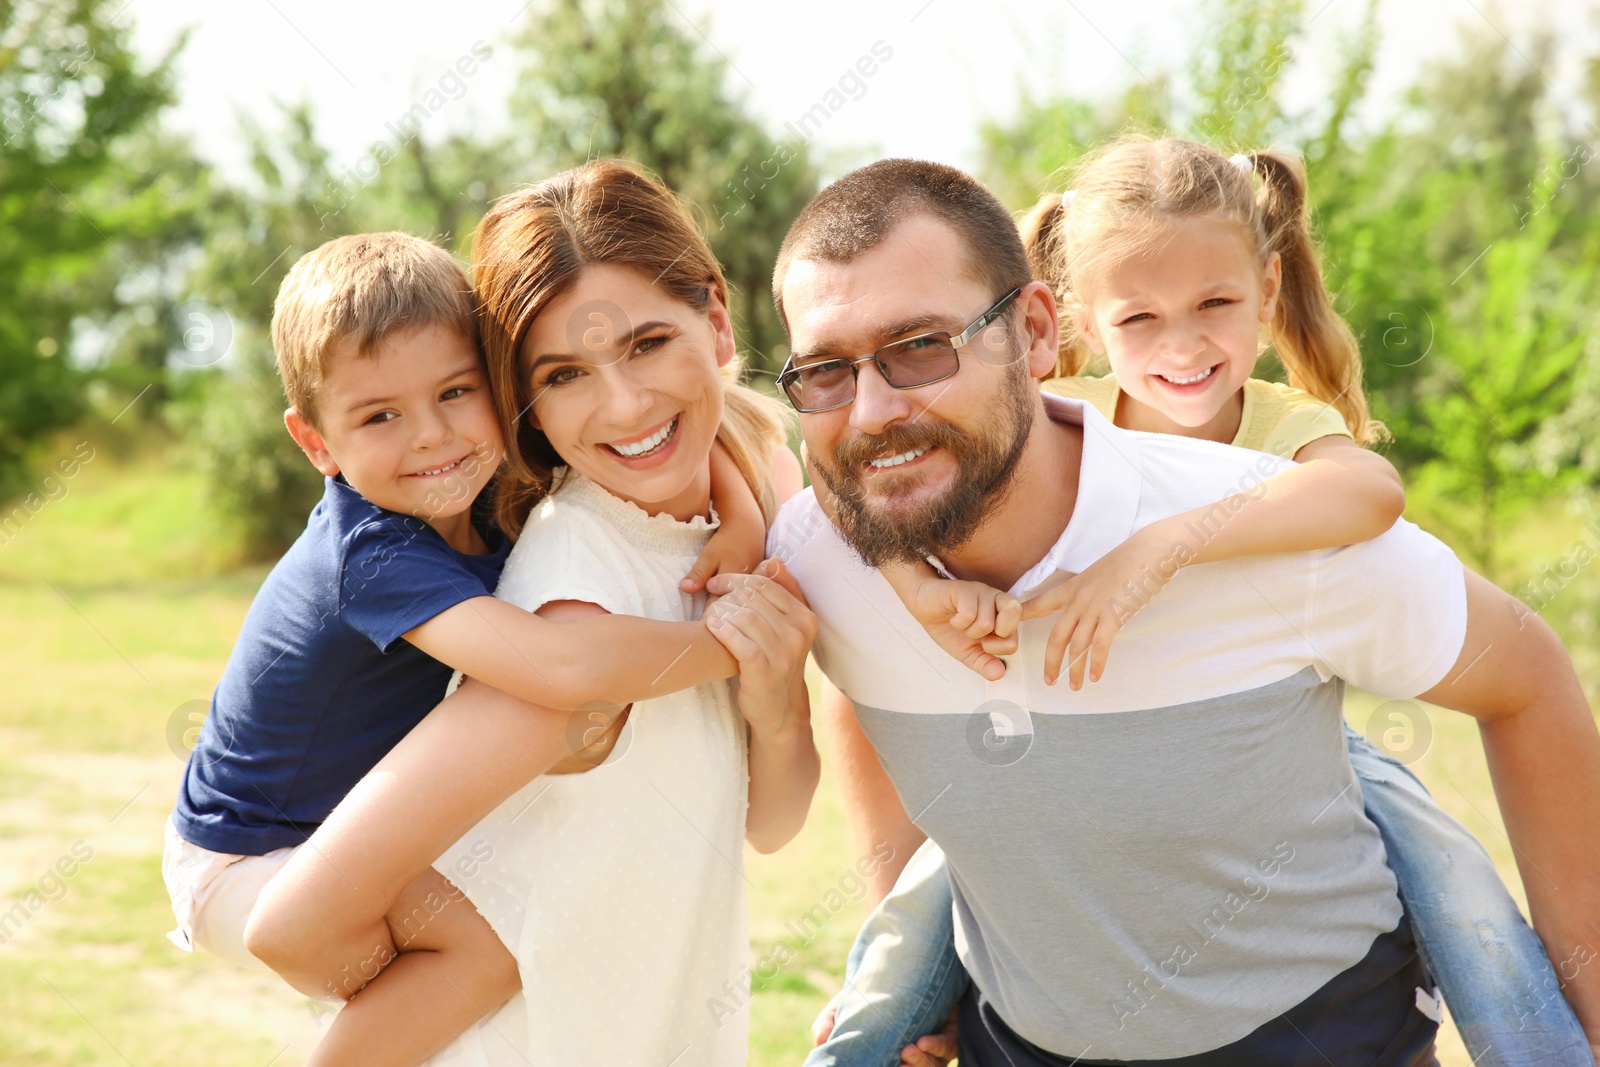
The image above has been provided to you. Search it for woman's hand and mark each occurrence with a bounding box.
[1022,525,1187,689]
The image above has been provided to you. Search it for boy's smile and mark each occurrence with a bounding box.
[284,322,503,553]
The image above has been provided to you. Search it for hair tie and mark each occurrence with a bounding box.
[1228,153,1254,174]
[1060,189,1075,208]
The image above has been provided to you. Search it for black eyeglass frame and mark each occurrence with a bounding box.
[776,287,1023,414]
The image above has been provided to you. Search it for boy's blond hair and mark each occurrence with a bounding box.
[270,233,477,427]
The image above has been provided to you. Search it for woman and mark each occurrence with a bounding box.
[249,160,816,1066]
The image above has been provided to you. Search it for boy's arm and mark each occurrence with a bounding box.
[405,597,736,711]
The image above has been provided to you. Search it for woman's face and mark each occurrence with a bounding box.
[1077,216,1280,441]
[521,263,734,520]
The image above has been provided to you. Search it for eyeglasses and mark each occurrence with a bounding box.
[776,288,1021,413]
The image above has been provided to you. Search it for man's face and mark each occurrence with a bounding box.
[781,214,1039,566]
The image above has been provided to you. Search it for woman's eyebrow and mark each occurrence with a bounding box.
[526,319,674,372]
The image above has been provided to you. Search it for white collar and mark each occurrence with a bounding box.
[930,393,1145,598]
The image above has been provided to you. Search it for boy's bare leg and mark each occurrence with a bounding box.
[305,867,518,1067]
[245,679,569,1003]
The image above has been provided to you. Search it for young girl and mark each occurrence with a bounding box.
[248,160,820,1066]
[810,137,1593,1066]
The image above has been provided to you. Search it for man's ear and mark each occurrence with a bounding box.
[1017,281,1062,381]
[706,287,737,369]
[284,410,341,477]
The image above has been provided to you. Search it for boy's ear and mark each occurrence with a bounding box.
[284,410,341,477]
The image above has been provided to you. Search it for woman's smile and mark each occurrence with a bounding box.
[600,413,681,464]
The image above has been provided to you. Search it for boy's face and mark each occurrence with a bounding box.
[285,323,502,525]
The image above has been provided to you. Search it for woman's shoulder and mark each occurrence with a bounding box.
[494,468,714,612]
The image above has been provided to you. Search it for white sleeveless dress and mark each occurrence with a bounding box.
[425,469,750,1067]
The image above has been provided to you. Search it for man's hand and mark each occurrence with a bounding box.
[901,1008,959,1066]
[811,995,959,1067]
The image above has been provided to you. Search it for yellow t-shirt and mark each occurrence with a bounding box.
[1041,374,1353,459]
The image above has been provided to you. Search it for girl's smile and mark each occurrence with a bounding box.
[1079,216,1281,444]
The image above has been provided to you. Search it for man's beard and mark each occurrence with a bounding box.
[813,366,1036,569]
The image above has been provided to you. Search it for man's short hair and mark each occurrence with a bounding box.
[771,158,1033,331]
[270,232,476,427]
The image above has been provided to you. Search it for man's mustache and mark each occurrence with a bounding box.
[830,422,965,474]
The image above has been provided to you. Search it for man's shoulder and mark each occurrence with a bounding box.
[1117,427,1298,519]
[767,486,835,560]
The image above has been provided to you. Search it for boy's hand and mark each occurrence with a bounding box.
[1021,528,1181,689]
[683,443,767,593]
[901,573,1020,682]
[703,559,817,736]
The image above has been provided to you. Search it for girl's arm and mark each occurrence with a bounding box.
[1024,435,1406,689]
[706,559,821,853]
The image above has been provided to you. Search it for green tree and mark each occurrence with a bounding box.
[0,0,191,498]
[509,0,820,372]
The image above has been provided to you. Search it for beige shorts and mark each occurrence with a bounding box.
[161,816,298,972]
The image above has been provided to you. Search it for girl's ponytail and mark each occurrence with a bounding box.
[1248,150,1386,446]
[1020,191,1092,378]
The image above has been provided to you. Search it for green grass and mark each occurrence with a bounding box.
[1,446,1595,1065]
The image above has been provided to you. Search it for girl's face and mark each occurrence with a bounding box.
[1078,216,1281,442]
[521,263,734,521]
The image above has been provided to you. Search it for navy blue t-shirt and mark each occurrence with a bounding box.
[172,476,511,855]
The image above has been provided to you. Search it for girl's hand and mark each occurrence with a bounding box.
[683,443,766,593]
[902,574,1020,682]
[704,559,817,736]
[1021,528,1185,689]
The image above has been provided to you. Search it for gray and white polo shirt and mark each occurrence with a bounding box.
[768,394,1468,1061]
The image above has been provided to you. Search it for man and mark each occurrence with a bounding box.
[764,158,1600,1064]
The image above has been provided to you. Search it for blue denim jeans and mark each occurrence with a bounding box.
[807,726,1593,1067]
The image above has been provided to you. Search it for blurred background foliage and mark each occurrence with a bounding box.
[3,0,1598,579]
[3,3,1599,1063]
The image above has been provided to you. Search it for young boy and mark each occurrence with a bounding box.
[163,232,762,1064]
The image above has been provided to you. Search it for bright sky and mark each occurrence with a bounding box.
[127,0,1597,184]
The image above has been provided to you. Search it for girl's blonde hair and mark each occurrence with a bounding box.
[1021,136,1384,445]
[471,159,792,539]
